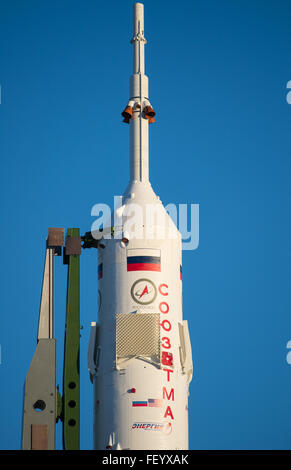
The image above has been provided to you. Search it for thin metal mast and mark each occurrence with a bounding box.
[37,246,55,340]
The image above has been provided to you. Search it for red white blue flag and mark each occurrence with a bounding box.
[127,249,161,272]
[148,398,163,408]
[98,263,103,280]
[132,401,148,407]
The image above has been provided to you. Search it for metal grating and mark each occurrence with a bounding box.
[116,313,160,364]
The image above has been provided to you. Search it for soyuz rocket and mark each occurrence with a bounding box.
[88,3,193,450]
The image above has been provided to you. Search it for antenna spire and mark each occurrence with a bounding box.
[131,2,146,74]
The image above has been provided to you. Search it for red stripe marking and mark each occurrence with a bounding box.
[127,263,161,272]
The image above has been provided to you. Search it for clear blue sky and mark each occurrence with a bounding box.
[1,0,291,450]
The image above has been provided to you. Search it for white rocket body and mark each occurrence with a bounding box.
[88,3,193,450]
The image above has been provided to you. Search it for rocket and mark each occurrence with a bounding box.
[88,3,193,450]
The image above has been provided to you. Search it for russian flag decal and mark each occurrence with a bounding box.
[98,263,103,280]
[132,401,148,407]
[127,249,161,272]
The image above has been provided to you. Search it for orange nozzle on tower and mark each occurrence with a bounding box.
[143,105,156,123]
[121,105,133,123]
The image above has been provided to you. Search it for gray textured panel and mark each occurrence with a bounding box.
[116,313,160,364]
